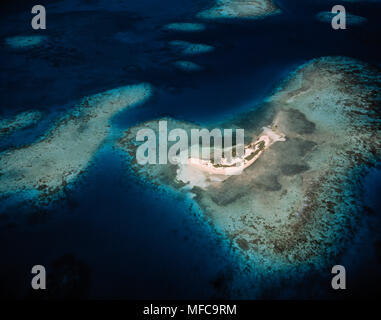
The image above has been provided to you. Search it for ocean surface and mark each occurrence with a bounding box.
[0,0,380,299]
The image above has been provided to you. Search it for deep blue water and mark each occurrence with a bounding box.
[0,0,380,299]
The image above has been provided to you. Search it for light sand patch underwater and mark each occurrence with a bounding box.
[173,60,204,72]
[197,0,280,20]
[5,35,48,49]
[164,23,206,32]
[117,57,381,297]
[169,40,214,55]
[0,84,151,205]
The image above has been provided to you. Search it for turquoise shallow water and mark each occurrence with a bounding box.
[0,0,380,298]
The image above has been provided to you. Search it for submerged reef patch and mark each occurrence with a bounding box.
[4,35,48,49]
[173,60,204,72]
[117,57,381,297]
[0,111,42,137]
[169,40,214,55]
[197,0,280,20]
[164,22,206,32]
[0,84,151,206]
[316,11,367,25]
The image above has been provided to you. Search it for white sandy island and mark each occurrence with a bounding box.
[176,126,285,188]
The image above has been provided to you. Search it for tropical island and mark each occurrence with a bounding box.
[117,57,381,297]
[188,126,285,176]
